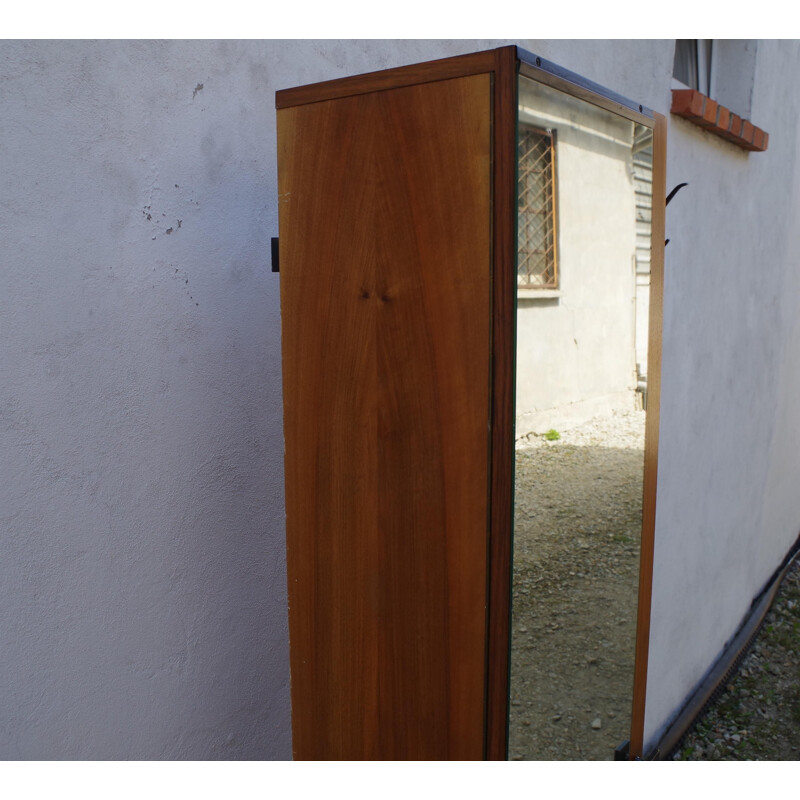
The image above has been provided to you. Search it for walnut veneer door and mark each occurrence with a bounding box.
[279,73,493,760]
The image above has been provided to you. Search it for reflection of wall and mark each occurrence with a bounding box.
[515,93,638,436]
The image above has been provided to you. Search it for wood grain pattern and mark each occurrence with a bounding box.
[279,73,493,760]
[630,111,667,760]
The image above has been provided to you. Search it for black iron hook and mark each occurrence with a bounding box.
[665,182,688,246]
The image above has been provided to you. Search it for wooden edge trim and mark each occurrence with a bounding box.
[671,89,769,152]
[276,47,508,109]
[484,44,518,762]
[629,111,667,760]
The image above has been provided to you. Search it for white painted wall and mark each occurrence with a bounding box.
[643,38,800,750]
[3,38,800,760]
[0,40,297,760]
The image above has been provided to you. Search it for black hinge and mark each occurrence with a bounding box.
[271,237,280,273]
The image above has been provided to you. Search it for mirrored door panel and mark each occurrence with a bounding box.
[508,74,654,760]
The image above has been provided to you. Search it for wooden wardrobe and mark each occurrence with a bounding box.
[277,46,665,760]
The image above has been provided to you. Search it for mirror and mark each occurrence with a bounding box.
[508,74,654,760]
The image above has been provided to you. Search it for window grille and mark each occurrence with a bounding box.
[517,125,558,290]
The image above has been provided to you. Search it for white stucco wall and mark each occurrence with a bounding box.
[0,40,298,760]
[3,38,800,760]
[643,38,800,750]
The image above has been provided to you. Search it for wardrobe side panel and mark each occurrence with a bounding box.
[279,73,492,759]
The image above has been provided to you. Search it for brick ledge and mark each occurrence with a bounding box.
[671,89,768,152]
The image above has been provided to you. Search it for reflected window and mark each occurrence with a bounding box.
[517,125,558,290]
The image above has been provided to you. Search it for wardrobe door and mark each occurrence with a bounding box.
[279,73,493,759]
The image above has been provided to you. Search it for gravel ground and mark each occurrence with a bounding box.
[508,408,645,761]
[672,558,800,761]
